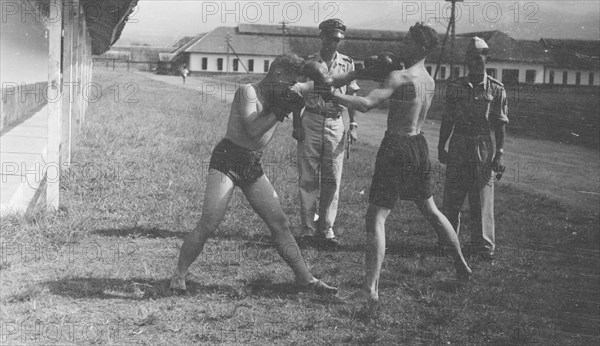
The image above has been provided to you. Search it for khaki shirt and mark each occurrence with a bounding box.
[304,51,359,117]
[444,74,509,134]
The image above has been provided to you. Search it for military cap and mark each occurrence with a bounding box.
[466,36,489,55]
[319,18,346,39]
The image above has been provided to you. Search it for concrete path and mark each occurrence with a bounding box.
[1,105,48,216]
[140,72,600,214]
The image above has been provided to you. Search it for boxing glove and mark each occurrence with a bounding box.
[301,61,335,100]
[271,84,305,122]
[359,52,404,80]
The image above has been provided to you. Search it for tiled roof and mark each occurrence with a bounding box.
[169,36,196,49]
[540,38,600,69]
[186,26,292,55]
[443,32,552,64]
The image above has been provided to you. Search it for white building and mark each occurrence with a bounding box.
[168,24,599,86]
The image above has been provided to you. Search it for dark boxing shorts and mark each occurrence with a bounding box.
[208,138,264,186]
[369,131,434,209]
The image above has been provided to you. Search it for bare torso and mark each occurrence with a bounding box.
[224,83,277,151]
[386,62,435,135]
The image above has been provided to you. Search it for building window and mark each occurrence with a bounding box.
[502,69,519,84]
[248,59,254,72]
[549,70,554,84]
[575,72,581,85]
[217,58,223,71]
[453,67,460,78]
[264,60,269,72]
[525,70,536,83]
[440,66,446,79]
[202,58,207,70]
[486,68,497,78]
[562,71,568,84]
[233,59,239,72]
[589,72,594,85]
[426,66,432,75]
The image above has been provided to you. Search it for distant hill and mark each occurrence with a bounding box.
[354,2,599,41]
[116,1,599,47]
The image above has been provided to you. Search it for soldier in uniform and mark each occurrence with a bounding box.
[292,18,359,246]
[437,37,509,262]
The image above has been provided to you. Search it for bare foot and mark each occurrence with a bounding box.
[341,289,379,305]
[297,279,338,295]
[170,274,186,291]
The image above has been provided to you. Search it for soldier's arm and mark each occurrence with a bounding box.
[346,62,360,124]
[438,82,458,151]
[491,86,509,151]
[347,89,358,124]
[494,124,506,151]
[438,119,454,151]
[236,85,279,140]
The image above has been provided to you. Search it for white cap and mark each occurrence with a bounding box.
[467,36,489,55]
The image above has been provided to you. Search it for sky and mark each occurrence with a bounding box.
[117,0,600,46]
[1,1,48,84]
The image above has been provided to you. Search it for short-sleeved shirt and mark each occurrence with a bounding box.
[444,74,508,134]
[303,51,359,117]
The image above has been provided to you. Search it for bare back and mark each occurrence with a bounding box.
[386,62,435,135]
[224,83,277,151]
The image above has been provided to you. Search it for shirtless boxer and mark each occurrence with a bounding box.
[326,23,472,303]
[170,54,337,295]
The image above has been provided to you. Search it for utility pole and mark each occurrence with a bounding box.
[225,33,231,73]
[449,0,458,79]
[434,0,463,80]
[279,21,288,54]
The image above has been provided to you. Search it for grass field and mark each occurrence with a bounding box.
[1,69,598,345]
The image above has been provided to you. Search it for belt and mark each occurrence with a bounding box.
[305,106,342,119]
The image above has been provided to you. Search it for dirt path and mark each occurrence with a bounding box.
[355,109,598,215]
[143,72,599,214]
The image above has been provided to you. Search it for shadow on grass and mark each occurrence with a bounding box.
[245,281,343,304]
[92,227,187,239]
[92,228,448,262]
[43,277,239,300]
[42,276,339,303]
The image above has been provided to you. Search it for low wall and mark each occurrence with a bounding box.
[1,82,49,133]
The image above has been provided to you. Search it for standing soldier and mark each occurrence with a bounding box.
[292,18,359,246]
[437,37,509,262]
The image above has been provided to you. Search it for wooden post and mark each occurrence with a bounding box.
[47,0,63,211]
[60,0,74,169]
[71,0,81,142]
[80,22,90,129]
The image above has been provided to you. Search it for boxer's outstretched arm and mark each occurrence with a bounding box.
[333,78,396,113]
[236,85,278,139]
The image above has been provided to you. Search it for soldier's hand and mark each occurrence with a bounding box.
[292,126,305,142]
[438,148,450,164]
[492,152,505,179]
[349,123,358,144]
